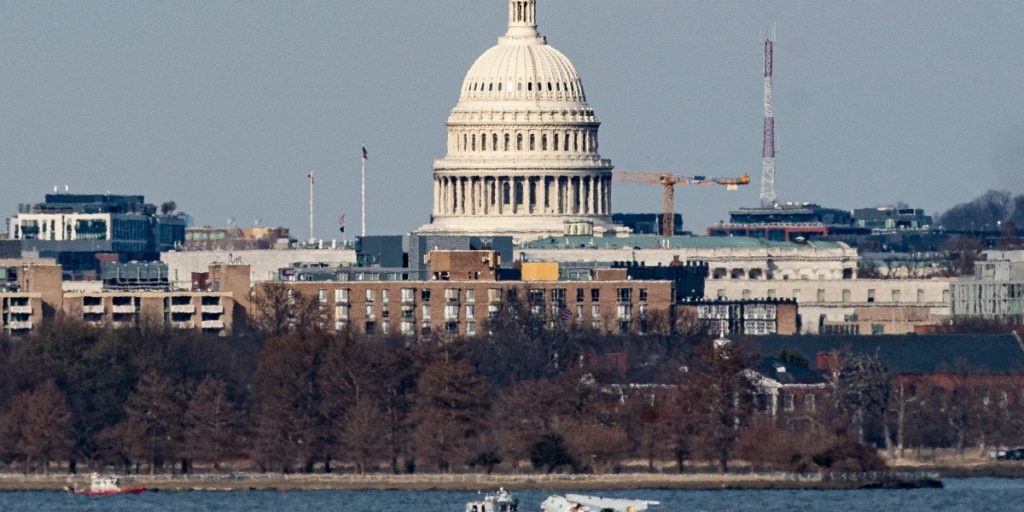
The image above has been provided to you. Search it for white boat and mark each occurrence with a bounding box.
[540,494,660,512]
[466,488,520,512]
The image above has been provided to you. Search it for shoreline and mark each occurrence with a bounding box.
[0,472,942,492]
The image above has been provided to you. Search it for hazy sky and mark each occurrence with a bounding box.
[2,1,1022,239]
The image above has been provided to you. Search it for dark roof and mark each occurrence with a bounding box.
[759,358,828,385]
[748,333,1024,375]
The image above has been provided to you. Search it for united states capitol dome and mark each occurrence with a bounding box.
[458,33,587,105]
[417,0,625,242]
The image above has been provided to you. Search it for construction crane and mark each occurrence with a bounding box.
[614,172,751,237]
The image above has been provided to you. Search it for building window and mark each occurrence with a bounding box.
[639,288,648,302]
[842,289,851,302]
[816,289,825,302]
[366,289,376,302]
[466,289,475,303]
[617,304,632,320]
[466,321,476,336]
[401,288,415,304]
[942,289,950,303]
[867,289,876,303]
[335,305,350,320]
[551,288,566,308]
[917,289,925,303]
[421,289,431,302]
[381,289,390,303]
[465,305,474,319]
[488,288,502,303]
[445,288,460,302]
[891,289,901,303]
[804,394,816,412]
[318,289,328,304]
[784,394,795,412]
[591,288,600,302]
[365,304,375,319]
[576,288,585,303]
[617,288,632,303]
[421,304,432,320]
[400,321,415,336]
[444,304,459,321]
[767,289,776,298]
[743,289,752,300]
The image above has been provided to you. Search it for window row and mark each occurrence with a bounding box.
[450,129,597,154]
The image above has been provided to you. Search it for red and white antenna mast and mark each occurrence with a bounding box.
[759,28,777,208]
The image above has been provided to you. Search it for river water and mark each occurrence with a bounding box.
[0,478,1019,511]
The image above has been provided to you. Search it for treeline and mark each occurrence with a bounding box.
[939,189,1024,233]
[0,302,1017,475]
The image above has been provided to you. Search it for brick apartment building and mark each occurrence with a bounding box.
[257,250,677,337]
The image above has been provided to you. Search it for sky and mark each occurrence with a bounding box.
[1,1,1022,239]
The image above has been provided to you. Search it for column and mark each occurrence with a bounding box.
[460,178,467,215]
[549,176,558,214]
[537,176,547,215]
[598,177,606,215]
[591,176,598,215]
[497,177,504,215]
[525,177,533,215]
[571,177,580,214]
[432,178,439,216]
[445,177,453,215]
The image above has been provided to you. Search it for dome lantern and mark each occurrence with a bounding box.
[503,0,543,42]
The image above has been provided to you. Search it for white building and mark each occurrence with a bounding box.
[518,236,859,282]
[417,0,623,242]
[951,250,1024,321]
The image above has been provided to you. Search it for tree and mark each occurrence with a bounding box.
[340,396,387,473]
[410,352,490,472]
[688,341,756,473]
[833,351,891,447]
[121,371,186,474]
[251,284,320,337]
[939,190,1012,231]
[252,334,325,472]
[1,381,76,473]
[183,378,242,472]
[160,201,177,215]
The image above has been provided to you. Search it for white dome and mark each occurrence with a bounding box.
[418,0,625,243]
[459,43,586,104]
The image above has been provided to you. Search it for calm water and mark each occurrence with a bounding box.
[1,478,1022,512]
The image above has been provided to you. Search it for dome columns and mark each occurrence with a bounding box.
[434,173,610,218]
[506,0,539,39]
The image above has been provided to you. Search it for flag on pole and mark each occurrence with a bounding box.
[362,145,368,161]
[307,172,315,184]
[338,214,346,233]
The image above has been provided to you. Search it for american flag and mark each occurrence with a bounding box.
[559,307,573,321]
[307,172,315,184]
[338,214,345,233]
[362,145,368,161]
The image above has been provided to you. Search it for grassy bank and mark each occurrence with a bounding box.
[0,472,942,492]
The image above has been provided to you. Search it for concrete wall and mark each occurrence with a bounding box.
[161,249,356,288]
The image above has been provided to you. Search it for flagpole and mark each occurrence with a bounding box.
[360,149,368,235]
[309,170,315,244]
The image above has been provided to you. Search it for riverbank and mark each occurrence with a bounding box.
[0,472,942,492]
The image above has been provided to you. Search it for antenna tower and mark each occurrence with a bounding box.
[759,28,777,208]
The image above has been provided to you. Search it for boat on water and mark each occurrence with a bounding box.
[466,488,519,512]
[68,473,145,496]
[466,490,658,512]
[541,494,660,512]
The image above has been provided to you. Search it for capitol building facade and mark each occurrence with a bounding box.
[417,0,624,242]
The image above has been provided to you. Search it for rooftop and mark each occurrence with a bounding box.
[522,235,847,250]
[750,333,1024,375]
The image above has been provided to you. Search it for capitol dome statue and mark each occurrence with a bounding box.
[417,0,624,242]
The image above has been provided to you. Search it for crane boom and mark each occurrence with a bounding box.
[613,171,750,236]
